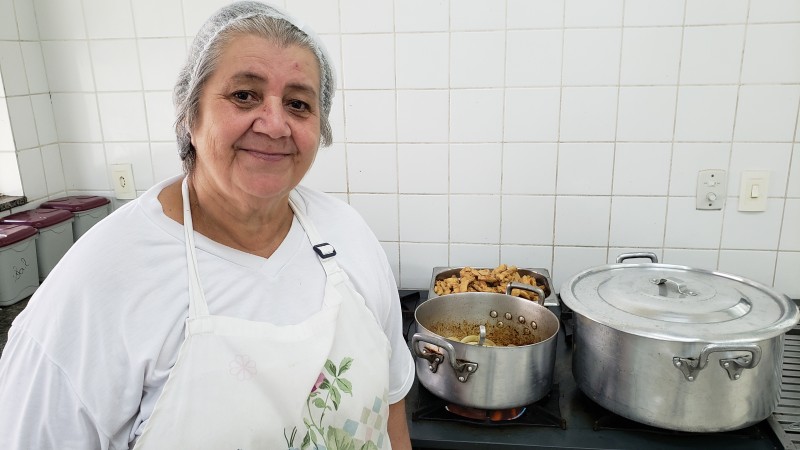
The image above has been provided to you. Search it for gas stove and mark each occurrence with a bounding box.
[399,290,790,450]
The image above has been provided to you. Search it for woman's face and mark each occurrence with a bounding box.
[190,33,322,207]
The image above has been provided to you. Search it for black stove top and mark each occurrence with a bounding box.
[399,290,785,450]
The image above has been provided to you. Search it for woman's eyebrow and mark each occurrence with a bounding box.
[227,72,318,98]
[229,71,266,84]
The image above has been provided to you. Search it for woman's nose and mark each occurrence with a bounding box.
[252,99,290,138]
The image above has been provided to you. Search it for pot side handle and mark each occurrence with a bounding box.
[411,333,479,383]
[673,343,762,382]
[616,252,659,264]
[506,282,546,306]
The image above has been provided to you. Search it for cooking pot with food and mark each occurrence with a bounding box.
[412,284,559,409]
[560,252,800,432]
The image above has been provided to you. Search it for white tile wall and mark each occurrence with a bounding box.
[788,145,800,198]
[41,41,94,92]
[450,144,501,194]
[14,0,38,41]
[82,0,135,39]
[623,0,684,27]
[399,195,448,243]
[562,29,621,86]
[662,248,719,271]
[674,86,738,141]
[501,143,557,195]
[501,195,554,245]
[613,143,671,196]
[395,33,448,89]
[720,199,784,250]
[718,249,776,286]
[554,196,611,246]
[506,30,562,87]
[733,85,800,142]
[450,32,505,88]
[450,195,500,243]
[0,0,18,41]
[556,143,613,195]
[679,26,745,85]
[6,95,36,150]
[0,41,28,95]
[504,88,560,142]
[303,143,347,193]
[559,87,618,141]
[396,90,448,142]
[90,40,142,92]
[775,251,800,298]
[0,0,798,296]
[741,24,800,84]
[137,38,186,91]
[40,143,65,194]
[341,34,394,90]
[749,1,800,23]
[616,87,676,142]
[609,197,667,247]
[97,93,148,142]
[20,42,47,94]
[143,92,175,142]
[781,199,800,251]
[620,27,681,85]
[345,143,397,193]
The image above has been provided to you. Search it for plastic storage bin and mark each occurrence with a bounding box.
[41,195,110,240]
[0,209,75,281]
[0,224,39,306]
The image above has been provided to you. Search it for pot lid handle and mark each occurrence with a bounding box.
[650,277,698,296]
[616,252,659,264]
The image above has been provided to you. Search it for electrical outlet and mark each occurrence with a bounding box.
[111,163,136,200]
[696,169,726,210]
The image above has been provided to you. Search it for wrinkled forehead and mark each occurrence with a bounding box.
[212,34,322,94]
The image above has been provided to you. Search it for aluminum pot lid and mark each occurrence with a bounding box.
[560,254,799,342]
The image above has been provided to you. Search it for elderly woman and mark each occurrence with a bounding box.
[0,2,414,449]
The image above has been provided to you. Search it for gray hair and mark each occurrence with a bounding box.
[173,1,335,173]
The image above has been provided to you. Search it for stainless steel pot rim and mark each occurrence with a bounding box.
[414,292,561,348]
[560,261,800,342]
[416,322,560,349]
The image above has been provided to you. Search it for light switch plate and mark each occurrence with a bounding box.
[696,169,726,210]
[738,170,769,212]
[110,163,136,200]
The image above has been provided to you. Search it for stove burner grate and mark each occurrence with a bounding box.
[412,383,566,429]
[576,391,770,439]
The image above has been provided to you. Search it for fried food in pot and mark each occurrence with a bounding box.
[433,264,543,301]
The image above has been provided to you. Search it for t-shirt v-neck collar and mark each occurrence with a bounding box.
[140,175,306,274]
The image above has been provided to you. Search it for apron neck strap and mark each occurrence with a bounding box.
[288,190,341,277]
[181,177,210,318]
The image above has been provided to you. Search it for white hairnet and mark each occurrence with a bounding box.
[173,1,336,170]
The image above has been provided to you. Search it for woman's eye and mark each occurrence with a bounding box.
[288,99,310,112]
[232,91,254,102]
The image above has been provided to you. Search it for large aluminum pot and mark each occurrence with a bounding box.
[412,283,559,409]
[560,252,800,432]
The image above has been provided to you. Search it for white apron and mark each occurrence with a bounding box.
[133,178,392,450]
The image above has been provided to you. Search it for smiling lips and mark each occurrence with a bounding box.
[240,148,293,161]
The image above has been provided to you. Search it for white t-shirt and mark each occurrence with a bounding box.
[0,176,415,450]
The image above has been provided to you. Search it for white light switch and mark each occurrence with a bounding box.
[696,169,726,210]
[111,163,136,200]
[738,170,769,212]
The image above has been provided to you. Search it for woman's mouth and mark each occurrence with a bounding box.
[242,148,291,161]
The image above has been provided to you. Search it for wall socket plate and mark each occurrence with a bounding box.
[696,169,726,210]
[738,170,769,212]
[110,163,136,200]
